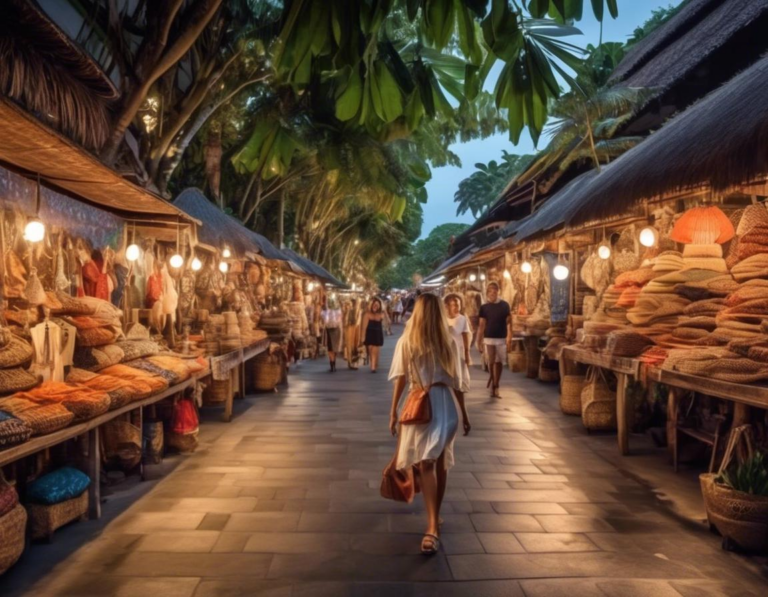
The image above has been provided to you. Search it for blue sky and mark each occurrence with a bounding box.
[420,0,679,238]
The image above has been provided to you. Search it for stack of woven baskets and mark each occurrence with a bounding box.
[0,327,38,397]
[581,367,617,431]
[219,311,242,353]
[0,476,25,574]
[258,311,291,342]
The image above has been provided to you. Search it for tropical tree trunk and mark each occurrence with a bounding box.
[277,188,285,248]
[101,0,223,164]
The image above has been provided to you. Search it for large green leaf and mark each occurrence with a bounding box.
[335,68,363,121]
[455,0,482,64]
[375,62,404,122]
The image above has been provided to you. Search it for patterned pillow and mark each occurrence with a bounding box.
[27,467,90,505]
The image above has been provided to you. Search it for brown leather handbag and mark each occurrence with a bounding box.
[399,346,432,425]
[380,428,421,503]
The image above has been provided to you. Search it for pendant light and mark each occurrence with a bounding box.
[219,261,229,273]
[126,222,140,262]
[190,257,202,271]
[598,227,611,259]
[639,226,657,248]
[469,273,477,282]
[503,269,512,280]
[169,220,183,268]
[24,175,45,243]
[222,246,232,258]
[553,240,570,280]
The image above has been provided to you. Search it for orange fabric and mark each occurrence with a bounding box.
[81,260,110,301]
[100,364,169,393]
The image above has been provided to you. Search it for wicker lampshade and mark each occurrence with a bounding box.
[670,206,735,244]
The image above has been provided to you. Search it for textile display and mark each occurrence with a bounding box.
[27,467,90,506]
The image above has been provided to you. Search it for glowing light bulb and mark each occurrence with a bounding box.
[598,244,611,260]
[23,219,45,243]
[521,261,532,274]
[307,282,314,292]
[219,261,229,273]
[126,244,141,262]
[553,264,570,280]
[480,273,486,281]
[503,269,512,280]
[222,247,231,258]
[169,254,184,268]
[639,227,657,248]
[191,257,202,271]
[469,274,477,282]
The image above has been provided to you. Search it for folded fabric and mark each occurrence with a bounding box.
[117,340,159,362]
[677,316,717,331]
[663,347,768,382]
[605,331,655,357]
[727,337,768,358]
[683,298,726,316]
[65,316,107,330]
[616,287,642,308]
[654,269,721,285]
[673,327,710,340]
[147,355,199,379]
[0,397,74,435]
[27,467,90,505]
[77,326,117,348]
[680,257,728,273]
[725,286,767,307]
[733,242,768,260]
[0,336,34,369]
[125,323,151,340]
[674,285,713,302]
[73,344,125,371]
[0,410,32,447]
[66,368,153,408]
[100,364,169,394]
[17,382,111,422]
[614,268,657,288]
[731,254,768,281]
[125,359,181,385]
[0,368,41,396]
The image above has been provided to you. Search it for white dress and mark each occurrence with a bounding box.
[388,337,464,471]
[447,314,472,393]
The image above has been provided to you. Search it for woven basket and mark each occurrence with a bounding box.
[0,503,26,574]
[203,378,232,404]
[700,474,768,551]
[28,490,88,541]
[507,351,525,373]
[560,375,586,415]
[538,357,560,383]
[102,419,142,470]
[581,368,616,430]
[252,353,282,392]
[143,420,164,465]
[166,430,198,453]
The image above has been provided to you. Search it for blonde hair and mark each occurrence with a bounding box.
[404,294,455,377]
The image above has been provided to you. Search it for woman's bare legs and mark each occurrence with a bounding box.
[436,450,448,515]
[370,345,380,372]
[419,459,440,541]
[327,350,336,372]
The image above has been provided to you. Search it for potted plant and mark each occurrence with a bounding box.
[700,426,768,552]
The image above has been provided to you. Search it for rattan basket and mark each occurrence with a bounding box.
[252,353,282,392]
[102,419,142,470]
[0,503,26,573]
[143,420,164,465]
[700,473,768,551]
[560,375,586,415]
[203,377,232,404]
[507,351,525,373]
[538,357,560,383]
[581,368,616,430]
[166,430,198,453]
[28,490,88,541]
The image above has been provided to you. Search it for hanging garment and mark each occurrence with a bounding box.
[111,263,128,307]
[81,258,110,300]
[30,320,64,382]
[146,270,163,308]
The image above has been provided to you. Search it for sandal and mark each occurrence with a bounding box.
[421,533,440,555]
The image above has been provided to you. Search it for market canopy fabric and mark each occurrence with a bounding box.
[280,249,349,288]
[173,187,287,261]
[0,98,194,221]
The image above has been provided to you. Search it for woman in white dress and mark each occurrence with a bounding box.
[443,293,472,393]
[388,294,471,555]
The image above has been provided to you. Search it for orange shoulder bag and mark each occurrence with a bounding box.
[399,345,432,425]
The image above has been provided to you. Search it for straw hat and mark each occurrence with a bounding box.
[0,336,34,369]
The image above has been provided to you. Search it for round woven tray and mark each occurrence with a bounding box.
[560,375,585,415]
[700,473,768,551]
[0,503,26,573]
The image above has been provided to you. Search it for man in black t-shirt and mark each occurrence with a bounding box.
[476,282,511,398]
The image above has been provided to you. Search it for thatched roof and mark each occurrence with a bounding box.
[0,0,118,150]
[0,98,193,220]
[173,188,287,261]
[280,249,348,288]
[569,54,768,225]
[616,0,768,104]
[609,0,719,83]
[508,170,600,243]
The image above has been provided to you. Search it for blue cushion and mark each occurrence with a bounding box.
[27,467,90,505]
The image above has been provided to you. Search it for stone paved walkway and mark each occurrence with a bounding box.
[6,326,767,596]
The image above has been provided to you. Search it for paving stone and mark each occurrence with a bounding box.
[132,530,220,553]
[110,552,273,578]
[267,552,453,581]
[515,532,600,553]
[535,515,616,533]
[476,533,526,554]
[225,512,301,532]
[245,532,349,553]
[470,513,544,532]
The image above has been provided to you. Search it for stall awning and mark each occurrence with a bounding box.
[280,249,349,288]
[173,187,287,261]
[0,98,195,221]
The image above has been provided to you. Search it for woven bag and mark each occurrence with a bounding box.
[24,269,46,306]
[0,336,34,369]
[0,475,19,518]
[605,331,654,357]
[73,344,125,371]
[581,367,616,431]
[560,375,585,415]
[0,503,26,574]
[19,403,75,436]
[102,419,142,469]
[116,340,159,362]
[0,411,32,447]
[51,292,94,316]
[77,326,117,348]
[0,368,40,396]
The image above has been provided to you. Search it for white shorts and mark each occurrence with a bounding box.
[483,338,507,363]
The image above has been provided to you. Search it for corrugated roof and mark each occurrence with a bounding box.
[280,249,349,288]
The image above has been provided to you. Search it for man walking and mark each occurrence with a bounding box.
[476,282,511,398]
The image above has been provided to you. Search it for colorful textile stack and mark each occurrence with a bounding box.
[66,368,153,409]
[17,382,111,422]
[731,254,768,282]
[99,364,170,394]
[652,251,684,273]
[733,204,768,262]
[605,330,655,357]
[72,343,124,371]
[681,244,728,272]
[0,396,74,436]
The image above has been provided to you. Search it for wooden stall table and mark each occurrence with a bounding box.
[560,346,642,456]
[646,367,767,469]
[520,334,543,379]
[0,376,200,520]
